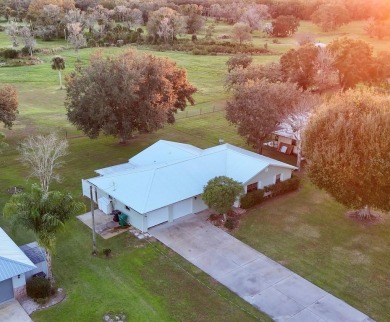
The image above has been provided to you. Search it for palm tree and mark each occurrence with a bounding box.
[51,56,66,89]
[3,184,85,281]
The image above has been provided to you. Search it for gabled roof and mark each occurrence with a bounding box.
[20,242,46,265]
[86,141,296,214]
[0,228,36,282]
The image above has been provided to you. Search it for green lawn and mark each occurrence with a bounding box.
[234,178,390,322]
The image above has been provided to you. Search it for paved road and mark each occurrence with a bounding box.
[150,212,374,322]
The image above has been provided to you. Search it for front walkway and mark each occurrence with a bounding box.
[150,212,374,322]
[0,300,32,322]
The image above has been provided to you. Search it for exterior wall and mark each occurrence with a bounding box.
[12,274,26,300]
[146,207,169,228]
[172,199,192,220]
[24,261,48,280]
[192,195,208,213]
[277,136,298,154]
[245,166,293,191]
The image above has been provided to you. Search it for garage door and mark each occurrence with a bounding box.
[172,199,192,220]
[147,207,169,228]
[0,279,14,304]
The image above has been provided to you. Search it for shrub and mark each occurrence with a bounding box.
[103,248,112,258]
[26,276,51,299]
[1,48,19,59]
[240,189,265,209]
[264,175,300,197]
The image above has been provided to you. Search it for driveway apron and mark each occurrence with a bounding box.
[150,212,374,322]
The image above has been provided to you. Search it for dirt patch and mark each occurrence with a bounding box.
[346,210,385,226]
[207,209,244,232]
[332,247,371,266]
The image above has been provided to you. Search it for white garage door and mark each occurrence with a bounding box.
[147,207,169,228]
[172,199,192,220]
[0,279,14,304]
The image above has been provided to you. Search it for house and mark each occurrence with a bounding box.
[82,140,296,232]
[0,228,36,304]
[272,124,299,155]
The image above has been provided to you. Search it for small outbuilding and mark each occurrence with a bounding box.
[82,140,297,232]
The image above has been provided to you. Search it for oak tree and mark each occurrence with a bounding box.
[303,89,390,218]
[65,49,196,143]
[226,79,301,153]
[0,85,18,129]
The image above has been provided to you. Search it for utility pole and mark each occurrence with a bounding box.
[90,185,97,255]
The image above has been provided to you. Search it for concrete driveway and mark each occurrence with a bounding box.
[0,300,32,322]
[150,212,374,322]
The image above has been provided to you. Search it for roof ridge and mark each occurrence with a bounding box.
[142,167,158,213]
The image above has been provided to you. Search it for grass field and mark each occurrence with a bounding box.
[234,179,390,321]
[1,18,390,321]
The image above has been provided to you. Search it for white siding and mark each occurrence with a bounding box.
[12,273,26,289]
[113,200,144,231]
[172,199,192,220]
[146,207,169,228]
[192,195,208,213]
[245,166,293,189]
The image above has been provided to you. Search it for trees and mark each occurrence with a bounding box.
[364,18,390,40]
[66,22,86,58]
[303,89,390,218]
[231,22,251,45]
[19,133,69,193]
[226,79,301,153]
[51,56,65,89]
[328,38,374,89]
[65,49,196,143]
[179,4,204,35]
[5,21,19,47]
[202,176,243,221]
[268,15,299,37]
[147,7,187,43]
[19,26,36,57]
[0,85,18,129]
[3,184,85,280]
[311,2,351,31]
[280,44,319,90]
[240,4,270,32]
[226,54,253,73]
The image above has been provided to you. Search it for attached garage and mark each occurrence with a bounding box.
[172,199,192,220]
[146,207,169,228]
[0,279,13,304]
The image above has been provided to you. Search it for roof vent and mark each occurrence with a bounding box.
[219,139,224,144]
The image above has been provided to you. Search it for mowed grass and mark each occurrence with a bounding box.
[234,179,390,321]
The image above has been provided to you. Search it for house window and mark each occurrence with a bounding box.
[247,182,258,193]
[275,174,281,184]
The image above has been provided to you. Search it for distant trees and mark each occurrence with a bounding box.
[19,26,36,56]
[226,79,301,153]
[0,85,18,129]
[226,54,253,73]
[328,38,374,90]
[202,176,243,221]
[65,49,196,144]
[67,22,86,58]
[267,15,299,37]
[280,44,319,90]
[51,56,65,89]
[179,4,204,35]
[303,89,390,219]
[231,22,251,45]
[311,2,351,31]
[364,18,390,39]
[5,21,19,47]
[19,132,69,193]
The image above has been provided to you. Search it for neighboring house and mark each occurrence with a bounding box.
[0,228,36,304]
[82,140,296,232]
[273,124,299,155]
[19,242,48,280]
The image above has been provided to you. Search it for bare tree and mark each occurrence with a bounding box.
[231,22,252,45]
[279,94,321,170]
[19,26,36,56]
[67,22,86,58]
[313,47,338,92]
[5,21,19,47]
[19,132,69,193]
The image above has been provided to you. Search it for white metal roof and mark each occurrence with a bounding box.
[0,228,36,282]
[86,141,296,214]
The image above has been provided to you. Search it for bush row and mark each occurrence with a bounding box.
[240,176,300,209]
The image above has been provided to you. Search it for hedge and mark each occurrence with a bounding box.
[26,276,51,299]
[240,176,300,209]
